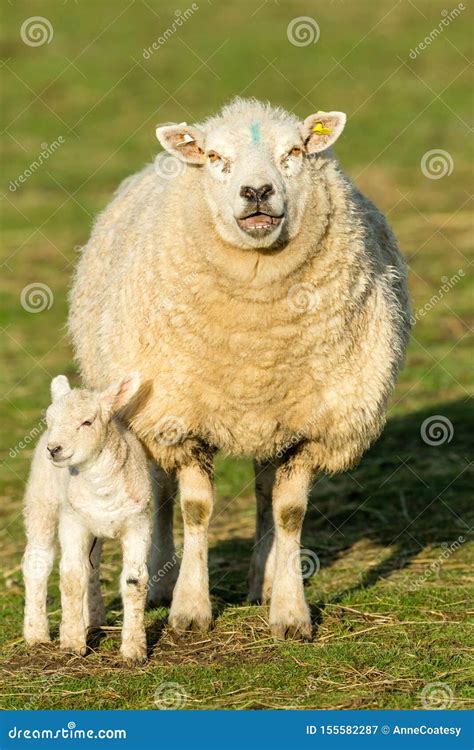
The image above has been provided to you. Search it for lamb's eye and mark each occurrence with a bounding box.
[289,146,302,157]
[208,151,221,163]
[81,419,93,427]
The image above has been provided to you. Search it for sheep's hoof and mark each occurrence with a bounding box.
[24,631,51,647]
[270,620,312,642]
[60,639,87,656]
[120,646,147,667]
[168,611,212,633]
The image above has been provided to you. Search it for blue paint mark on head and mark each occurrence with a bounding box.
[250,122,261,145]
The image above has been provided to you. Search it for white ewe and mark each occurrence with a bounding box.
[23,373,151,664]
[69,98,410,639]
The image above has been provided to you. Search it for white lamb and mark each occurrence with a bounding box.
[22,372,151,665]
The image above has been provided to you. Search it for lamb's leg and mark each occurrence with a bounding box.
[120,516,150,665]
[59,508,91,656]
[23,484,60,645]
[169,462,214,632]
[269,454,312,641]
[248,460,276,604]
[85,538,106,628]
[147,465,179,607]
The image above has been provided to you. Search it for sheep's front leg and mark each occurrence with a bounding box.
[269,458,312,641]
[59,508,91,656]
[120,517,150,665]
[248,461,276,604]
[147,465,179,607]
[169,462,213,632]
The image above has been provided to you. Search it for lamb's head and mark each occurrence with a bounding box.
[156,98,346,251]
[45,373,140,468]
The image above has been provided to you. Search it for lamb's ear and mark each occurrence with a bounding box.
[102,372,141,413]
[301,111,346,154]
[51,375,71,402]
[156,122,206,164]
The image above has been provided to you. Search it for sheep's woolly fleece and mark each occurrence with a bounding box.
[69,97,410,473]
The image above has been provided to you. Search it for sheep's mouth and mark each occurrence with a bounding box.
[236,212,283,235]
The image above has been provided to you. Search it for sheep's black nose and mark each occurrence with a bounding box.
[240,184,274,203]
[256,183,274,202]
[47,444,63,458]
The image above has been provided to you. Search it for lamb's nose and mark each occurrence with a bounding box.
[47,444,63,458]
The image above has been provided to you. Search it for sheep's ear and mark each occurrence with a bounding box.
[301,111,346,154]
[102,372,140,413]
[51,375,71,402]
[156,122,206,165]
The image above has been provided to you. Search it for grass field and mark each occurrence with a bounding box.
[1,0,473,710]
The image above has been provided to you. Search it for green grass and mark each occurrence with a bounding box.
[1,0,473,710]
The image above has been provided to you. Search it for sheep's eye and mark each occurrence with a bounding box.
[208,151,221,163]
[289,146,303,157]
[81,419,93,427]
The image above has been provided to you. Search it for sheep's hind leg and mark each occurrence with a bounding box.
[269,450,313,641]
[169,459,214,632]
[248,460,276,604]
[146,465,179,608]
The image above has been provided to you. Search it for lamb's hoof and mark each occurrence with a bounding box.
[270,619,312,642]
[60,638,87,656]
[24,630,51,647]
[169,609,212,633]
[120,645,147,667]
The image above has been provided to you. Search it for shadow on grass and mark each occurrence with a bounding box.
[208,397,473,623]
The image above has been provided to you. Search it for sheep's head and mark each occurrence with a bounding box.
[156,99,346,251]
[45,373,140,468]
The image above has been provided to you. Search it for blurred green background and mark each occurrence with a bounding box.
[1,0,472,710]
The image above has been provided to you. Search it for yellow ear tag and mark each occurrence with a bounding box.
[313,122,332,135]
